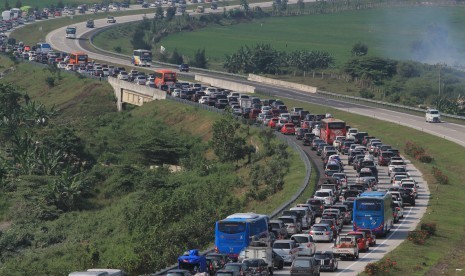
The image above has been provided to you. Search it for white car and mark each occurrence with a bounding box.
[77,67,87,74]
[392,175,408,186]
[388,165,407,177]
[314,189,334,205]
[426,108,441,123]
[171,89,181,98]
[57,61,67,69]
[346,128,359,139]
[146,77,155,87]
[291,234,316,256]
[393,200,404,219]
[117,71,129,80]
[199,96,210,104]
[309,223,333,242]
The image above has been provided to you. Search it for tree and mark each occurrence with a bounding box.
[240,0,249,14]
[4,0,10,10]
[14,0,21,8]
[351,42,368,56]
[343,56,397,85]
[297,0,304,13]
[210,114,247,162]
[193,48,208,69]
[155,6,164,19]
[169,48,184,64]
[130,28,151,50]
[165,7,176,21]
[56,0,64,9]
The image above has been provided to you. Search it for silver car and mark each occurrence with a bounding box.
[272,240,299,265]
[309,223,333,242]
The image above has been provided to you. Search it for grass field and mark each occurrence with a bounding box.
[147,6,465,67]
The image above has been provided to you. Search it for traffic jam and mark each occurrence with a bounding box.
[161,97,423,276]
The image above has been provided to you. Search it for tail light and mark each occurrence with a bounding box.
[326,231,330,235]
[307,243,312,248]
[396,207,400,211]
[214,247,219,253]
[309,231,314,235]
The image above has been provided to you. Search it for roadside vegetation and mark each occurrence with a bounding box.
[0,55,307,275]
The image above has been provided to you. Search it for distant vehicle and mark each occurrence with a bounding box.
[132,49,152,67]
[65,26,77,39]
[353,192,394,236]
[215,213,270,260]
[68,52,88,65]
[179,63,189,72]
[320,118,347,145]
[107,16,116,23]
[154,69,177,88]
[36,42,52,54]
[314,251,338,272]
[331,234,359,260]
[177,249,207,274]
[86,19,95,28]
[426,108,441,123]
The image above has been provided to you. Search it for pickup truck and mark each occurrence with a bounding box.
[332,235,359,260]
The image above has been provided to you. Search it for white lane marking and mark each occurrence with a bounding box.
[335,206,416,275]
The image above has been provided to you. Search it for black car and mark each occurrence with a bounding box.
[399,188,416,206]
[306,198,325,217]
[314,251,338,272]
[296,128,309,140]
[179,63,190,72]
[243,258,270,276]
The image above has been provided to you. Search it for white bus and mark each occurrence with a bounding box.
[66,26,77,39]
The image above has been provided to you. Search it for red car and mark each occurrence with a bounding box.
[268,118,279,128]
[281,123,296,135]
[347,231,369,252]
[358,229,376,246]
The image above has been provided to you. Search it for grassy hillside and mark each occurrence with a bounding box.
[0,55,307,275]
[93,6,465,67]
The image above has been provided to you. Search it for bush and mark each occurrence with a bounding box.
[421,222,437,236]
[407,230,429,245]
[45,76,55,88]
[417,154,433,163]
[405,141,425,157]
[360,89,375,99]
[365,258,398,275]
[432,167,449,184]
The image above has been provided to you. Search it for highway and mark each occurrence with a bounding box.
[267,134,429,275]
[34,6,457,275]
[44,10,465,149]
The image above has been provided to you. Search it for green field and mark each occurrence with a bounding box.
[151,6,465,66]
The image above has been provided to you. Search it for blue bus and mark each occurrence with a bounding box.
[215,213,269,259]
[353,191,393,237]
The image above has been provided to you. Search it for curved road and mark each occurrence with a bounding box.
[40,7,457,275]
[45,11,465,149]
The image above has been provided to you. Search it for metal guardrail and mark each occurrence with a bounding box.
[318,90,465,121]
[150,97,313,276]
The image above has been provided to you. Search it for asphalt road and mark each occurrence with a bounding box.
[265,132,429,275]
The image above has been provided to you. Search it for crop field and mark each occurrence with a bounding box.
[152,6,465,66]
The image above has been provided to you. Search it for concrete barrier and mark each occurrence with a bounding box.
[108,77,166,111]
[195,74,255,93]
[248,73,318,93]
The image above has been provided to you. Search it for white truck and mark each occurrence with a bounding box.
[426,108,441,123]
[331,235,359,260]
[2,10,11,21]
[243,241,277,274]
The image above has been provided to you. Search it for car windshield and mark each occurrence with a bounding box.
[314,253,332,260]
[312,226,326,231]
[166,273,183,276]
[292,236,309,243]
[326,164,339,171]
[273,243,291,249]
[215,273,233,276]
[279,217,294,224]
[402,183,415,188]
[270,223,281,229]
[292,259,310,268]
[244,260,263,267]
[224,265,240,272]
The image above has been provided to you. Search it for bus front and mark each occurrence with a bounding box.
[215,220,248,260]
[353,197,386,236]
[163,71,177,87]
[66,27,77,39]
[141,51,152,67]
[77,54,88,65]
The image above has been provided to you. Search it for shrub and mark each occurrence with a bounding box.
[45,76,55,88]
[432,167,449,185]
[421,222,437,236]
[407,230,429,245]
[405,141,425,157]
[417,154,433,163]
[365,258,398,275]
[360,89,375,99]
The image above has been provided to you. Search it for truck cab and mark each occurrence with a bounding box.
[86,19,95,28]
[426,108,441,123]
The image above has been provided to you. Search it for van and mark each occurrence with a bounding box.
[36,42,51,54]
[289,207,312,230]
